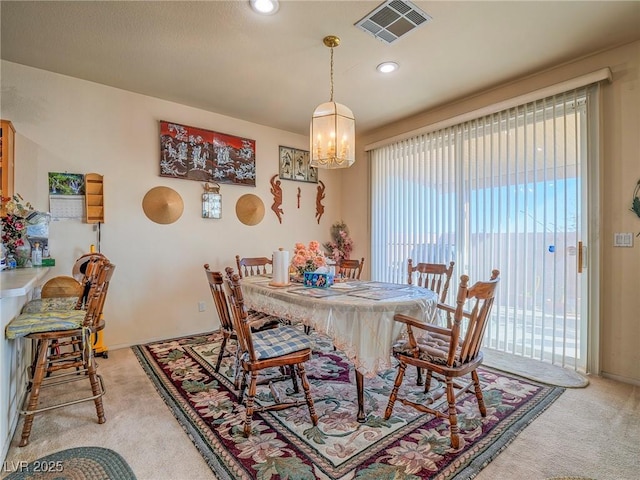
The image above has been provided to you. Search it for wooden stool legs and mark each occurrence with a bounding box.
[19,338,50,446]
[18,333,106,447]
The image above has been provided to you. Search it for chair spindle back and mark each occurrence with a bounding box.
[338,257,365,280]
[407,259,455,303]
[235,255,273,278]
[450,269,500,365]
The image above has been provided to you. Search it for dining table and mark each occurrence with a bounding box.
[240,275,439,422]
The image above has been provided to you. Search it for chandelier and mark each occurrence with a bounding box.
[310,35,355,169]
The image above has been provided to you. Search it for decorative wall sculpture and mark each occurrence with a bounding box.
[315,180,326,224]
[269,174,284,224]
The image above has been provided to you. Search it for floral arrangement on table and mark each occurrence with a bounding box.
[323,221,354,263]
[291,241,327,278]
[1,194,34,266]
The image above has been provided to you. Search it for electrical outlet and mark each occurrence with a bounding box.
[198,301,206,312]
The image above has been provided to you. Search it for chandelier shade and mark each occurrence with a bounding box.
[310,101,355,168]
[310,35,355,169]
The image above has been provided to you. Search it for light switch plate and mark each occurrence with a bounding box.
[613,233,633,247]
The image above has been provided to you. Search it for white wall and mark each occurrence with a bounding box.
[1,60,344,348]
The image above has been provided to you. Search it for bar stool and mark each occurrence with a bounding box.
[4,259,115,446]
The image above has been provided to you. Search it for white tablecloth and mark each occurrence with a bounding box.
[241,276,438,378]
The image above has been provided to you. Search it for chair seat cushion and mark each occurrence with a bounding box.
[21,297,79,314]
[250,326,314,361]
[247,310,284,331]
[5,310,86,340]
[393,332,462,367]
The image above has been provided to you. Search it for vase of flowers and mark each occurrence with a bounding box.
[323,221,354,263]
[291,241,327,280]
[1,194,35,267]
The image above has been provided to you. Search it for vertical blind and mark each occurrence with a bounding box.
[371,87,595,370]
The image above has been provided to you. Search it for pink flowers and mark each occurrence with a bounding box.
[291,241,327,276]
[323,221,354,263]
[1,194,33,254]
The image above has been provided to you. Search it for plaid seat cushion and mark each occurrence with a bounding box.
[21,297,79,314]
[5,310,86,340]
[250,326,314,361]
[247,310,284,331]
[393,332,462,367]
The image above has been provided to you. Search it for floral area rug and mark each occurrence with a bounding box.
[132,331,564,480]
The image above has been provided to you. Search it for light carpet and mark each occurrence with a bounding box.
[133,330,564,480]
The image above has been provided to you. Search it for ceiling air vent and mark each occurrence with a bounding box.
[355,0,431,44]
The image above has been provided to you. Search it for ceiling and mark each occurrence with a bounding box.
[1,1,639,137]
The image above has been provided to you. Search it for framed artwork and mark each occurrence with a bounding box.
[159,120,256,186]
[279,146,317,183]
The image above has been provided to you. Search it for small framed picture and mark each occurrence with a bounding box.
[279,146,317,183]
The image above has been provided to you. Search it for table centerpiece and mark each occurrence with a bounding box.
[291,241,327,282]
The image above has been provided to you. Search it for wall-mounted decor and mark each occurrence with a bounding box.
[632,179,640,237]
[236,194,265,226]
[269,174,284,224]
[202,182,222,219]
[142,186,184,225]
[49,172,85,196]
[315,180,326,224]
[85,173,104,224]
[279,146,318,183]
[160,121,256,186]
[48,172,85,221]
[631,179,640,220]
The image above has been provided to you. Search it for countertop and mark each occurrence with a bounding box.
[0,267,51,298]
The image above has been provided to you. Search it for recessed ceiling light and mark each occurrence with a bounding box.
[377,62,399,74]
[250,0,279,15]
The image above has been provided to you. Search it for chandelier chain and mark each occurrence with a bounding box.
[329,46,334,102]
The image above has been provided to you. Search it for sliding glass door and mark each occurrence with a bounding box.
[371,88,593,371]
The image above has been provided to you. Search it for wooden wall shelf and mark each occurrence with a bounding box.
[85,173,104,223]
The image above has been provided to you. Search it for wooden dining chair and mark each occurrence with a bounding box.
[407,259,456,385]
[408,258,456,329]
[338,257,365,280]
[224,269,318,437]
[204,264,281,378]
[407,259,455,303]
[235,255,273,278]
[5,258,116,446]
[384,269,500,450]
